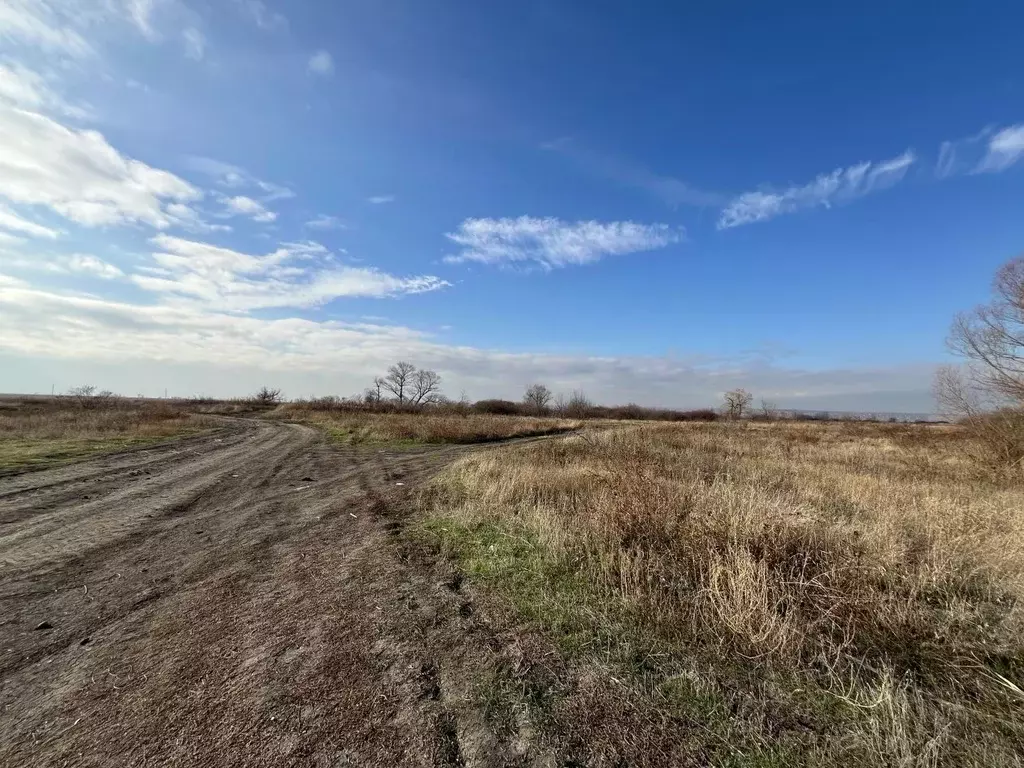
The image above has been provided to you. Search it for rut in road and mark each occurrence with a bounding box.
[0,419,533,767]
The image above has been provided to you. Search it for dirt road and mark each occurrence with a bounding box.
[0,420,519,767]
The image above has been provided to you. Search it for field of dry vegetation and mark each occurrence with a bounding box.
[0,397,219,470]
[273,401,581,445]
[417,420,1024,766]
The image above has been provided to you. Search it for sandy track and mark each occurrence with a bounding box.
[0,420,517,767]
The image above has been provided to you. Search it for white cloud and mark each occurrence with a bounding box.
[0,1,93,57]
[183,27,205,61]
[0,105,201,229]
[133,234,449,310]
[185,156,294,201]
[718,150,915,229]
[0,281,937,412]
[975,125,1024,174]
[445,216,680,270]
[305,214,345,230]
[165,202,232,233]
[0,0,197,57]
[368,194,396,204]
[0,61,91,119]
[64,254,124,279]
[233,0,287,30]
[220,195,277,223]
[0,252,123,279]
[0,204,60,239]
[308,50,334,76]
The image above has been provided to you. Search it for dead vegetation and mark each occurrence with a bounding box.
[273,401,580,445]
[0,396,219,470]
[417,420,1024,766]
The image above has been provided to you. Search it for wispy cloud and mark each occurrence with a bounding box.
[182,27,205,61]
[445,216,680,270]
[0,0,201,59]
[935,124,1024,177]
[184,156,294,201]
[1,252,124,279]
[542,137,724,209]
[305,214,345,230]
[0,103,200,229]
[0,281,937,411]
[0,203,60,239]
[232,0,287,31]
[133,235,449,310]
[367,194,395,205]
[307,50,334,77]
[0,0,94,57]
[975,125,1024,174]
[0,62,92,119]
[218,195,277,223]
[718,150,915,229]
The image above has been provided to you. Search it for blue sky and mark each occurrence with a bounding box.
[1,0,1022,411]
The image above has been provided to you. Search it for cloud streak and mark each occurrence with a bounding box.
[445,216,680,270]
[133,235,449,310]
[218,195,277,223]
[718,150,915,229]
[0,281,938,412]
[0,104,200,229]
[542,138,724,209]
[975,125,1024,174]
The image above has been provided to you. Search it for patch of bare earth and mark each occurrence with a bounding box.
[0,420,545,767]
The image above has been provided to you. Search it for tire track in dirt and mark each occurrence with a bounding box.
[0,419,547,767]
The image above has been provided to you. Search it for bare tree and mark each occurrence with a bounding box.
[948,256,1024,405]
[364,376,385,404]
[760,398,779,421]
[522,383,553,414]
[410,368,443,405]
[563,389,593,419]
[935,365,1024,468]
[722,388,753,420]
[382,361,417,403]
[253,386,283,405]
[938,256,1024,469]
[67,384,96,406]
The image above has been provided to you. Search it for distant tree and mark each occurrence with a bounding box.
[253,386,283,405]
[760,399,779,421]
[68,384,96,401]
[723,388,753,420]
[563,389,593,419]
[68,385,120,409]
[382,361,417,403]
[364,376,385,404]
[522,383,553,414]
[410,368,443,405]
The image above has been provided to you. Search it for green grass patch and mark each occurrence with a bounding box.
[0,431,210,472]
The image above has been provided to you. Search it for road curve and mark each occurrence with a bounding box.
[0,419,503,767]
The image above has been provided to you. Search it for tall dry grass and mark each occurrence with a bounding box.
[420,421,1024,765]
[274,403,580,444]
[0,397,219,468]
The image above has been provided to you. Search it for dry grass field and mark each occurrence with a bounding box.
[273,402,581,445]
[417,420,1024,766]
[0,397,220,470]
